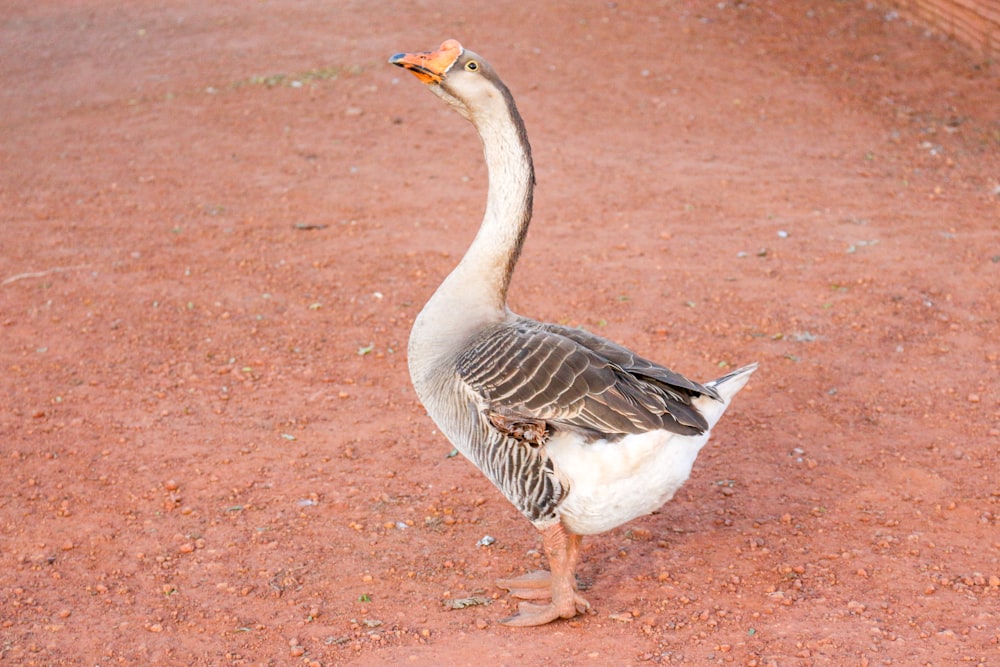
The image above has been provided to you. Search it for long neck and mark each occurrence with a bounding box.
[437,87,535,316]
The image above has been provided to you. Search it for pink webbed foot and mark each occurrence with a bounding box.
[496,524,594,626]
[501,598,592,627]
[496,570,553,600]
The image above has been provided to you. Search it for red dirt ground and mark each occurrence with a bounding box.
[2,1,998,665]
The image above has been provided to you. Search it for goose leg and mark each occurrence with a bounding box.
[498,523,592,626]
[495,532,585,599]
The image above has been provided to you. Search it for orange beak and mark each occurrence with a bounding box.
[389,39,464,84]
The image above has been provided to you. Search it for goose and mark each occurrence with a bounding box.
[390,39,757,627]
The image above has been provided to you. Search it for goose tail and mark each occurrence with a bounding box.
[694,362,758,429]
[706,362,758,402]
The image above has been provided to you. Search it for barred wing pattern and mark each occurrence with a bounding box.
[457,319,719,442]
[474,421,565,523]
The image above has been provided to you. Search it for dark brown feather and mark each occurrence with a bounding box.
[456,319,717,440]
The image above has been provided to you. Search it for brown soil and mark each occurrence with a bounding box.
[2,1,998,665]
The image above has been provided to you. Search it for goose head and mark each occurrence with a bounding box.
[389,39,511,124]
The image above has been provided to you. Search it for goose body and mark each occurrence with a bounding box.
[391,40,757,626]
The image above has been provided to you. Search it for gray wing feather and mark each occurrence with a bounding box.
[457,319,716,438]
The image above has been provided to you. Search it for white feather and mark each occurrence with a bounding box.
[545,363,756,535]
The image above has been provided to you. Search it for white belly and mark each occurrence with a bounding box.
[545,429,711,535]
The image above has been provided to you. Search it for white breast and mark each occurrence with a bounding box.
[545,429,711,535]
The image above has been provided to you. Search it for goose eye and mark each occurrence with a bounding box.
[465,60,479,72]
